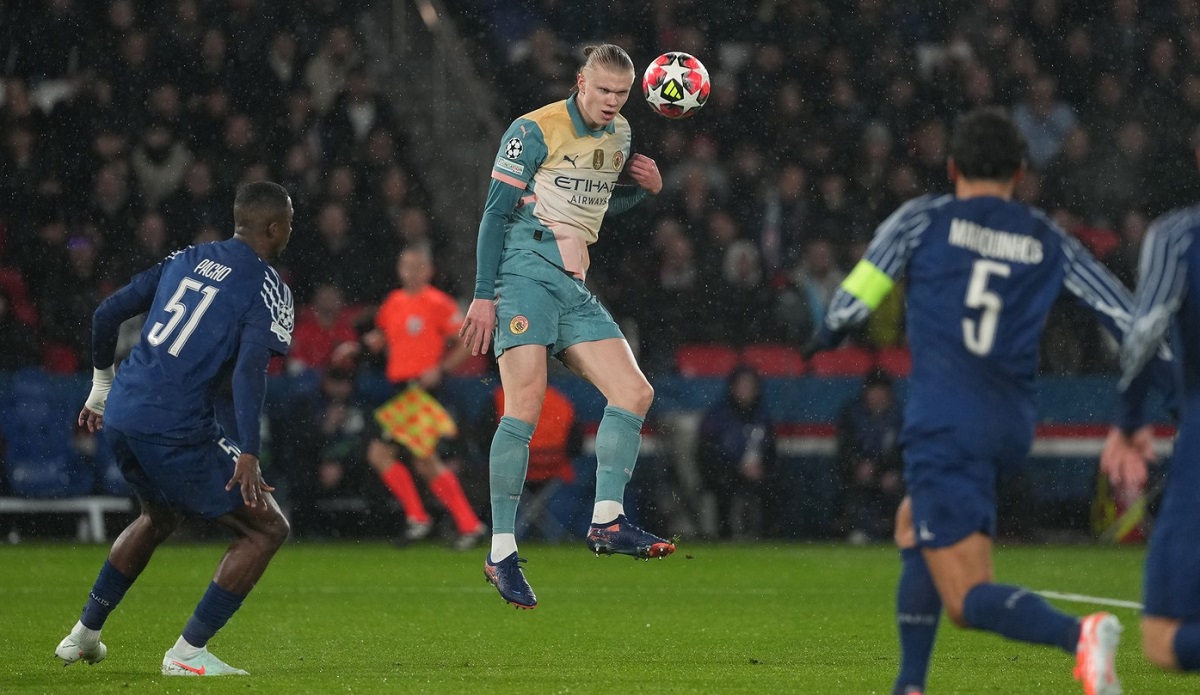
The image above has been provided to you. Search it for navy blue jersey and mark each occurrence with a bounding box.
[103,239,294,445]
[826,194,1134,451]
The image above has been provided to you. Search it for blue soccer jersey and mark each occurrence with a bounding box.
[1117,205,1200,620]
[825,194,1135,452]
[103,239,294,446]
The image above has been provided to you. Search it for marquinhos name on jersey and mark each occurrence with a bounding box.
[489,94,631,280]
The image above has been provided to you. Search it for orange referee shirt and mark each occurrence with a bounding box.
[376,286,463,383]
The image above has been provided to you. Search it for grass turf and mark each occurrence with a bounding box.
[0,541,1192,693]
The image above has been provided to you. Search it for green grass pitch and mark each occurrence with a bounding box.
[1,541,1192,693]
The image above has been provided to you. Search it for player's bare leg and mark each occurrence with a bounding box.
[57,500,183,666]
[920,532,993,627]
[923,529,1120,694]
[1142,616,1182,670]
[484,344,545,608]
[161,494,289,676]
[561,339,673,559]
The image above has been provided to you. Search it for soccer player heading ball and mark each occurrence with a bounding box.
[460,43,672,610]
[808,108,1169,695]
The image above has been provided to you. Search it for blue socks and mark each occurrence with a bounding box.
[893,549,941,695]
[80,560,135,630]
[181,582,246,648]
[1174,623,1200,671]
[962,583,1080,653]
[488,416,535,535]
[594,406,643,506]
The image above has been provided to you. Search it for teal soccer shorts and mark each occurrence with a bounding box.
[493,250,623,356]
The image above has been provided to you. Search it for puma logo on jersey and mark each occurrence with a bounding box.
[562,154,578,168]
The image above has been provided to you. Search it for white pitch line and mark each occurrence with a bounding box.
[1036,590,1144,611]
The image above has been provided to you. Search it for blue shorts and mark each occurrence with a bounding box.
[904,429,1007,549]
[1143,456,1200,620]
[105,425,244,519]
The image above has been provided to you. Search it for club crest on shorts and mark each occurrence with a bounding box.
[509,315,529,335]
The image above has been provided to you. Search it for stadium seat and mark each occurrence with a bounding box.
[874,345,912,378]
[0,370,94,497]
[808,346,874,377]
[674,344,740,377]
[740,344,806,376]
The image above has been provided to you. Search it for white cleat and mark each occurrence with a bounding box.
[56,631,108,666]
[1074,612,1122,695]
[162,646,249,676]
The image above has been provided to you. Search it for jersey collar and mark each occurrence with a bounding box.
[567,93,615,138]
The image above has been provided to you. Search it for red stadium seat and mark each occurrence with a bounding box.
[808,346,874,377]
[740,343,806,376]
[875,345,912,378]
[675,343,739,377]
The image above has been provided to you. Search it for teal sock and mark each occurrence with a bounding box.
[594,405,643,507]
[489,416,534,535]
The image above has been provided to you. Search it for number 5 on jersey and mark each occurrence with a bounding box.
[147,278,220,357]
[962,259,1010,356]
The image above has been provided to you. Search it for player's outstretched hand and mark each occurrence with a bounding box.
[460,297,497,356]
[78,406,104,433]
[626,153,662,195]
[227,453,275,509]
[1100,426,1152,492]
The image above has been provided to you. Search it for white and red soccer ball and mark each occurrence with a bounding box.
[642,52,710,119]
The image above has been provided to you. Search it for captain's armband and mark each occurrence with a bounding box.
[840,260,894,310]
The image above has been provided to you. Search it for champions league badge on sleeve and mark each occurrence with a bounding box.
[505,138,524,159]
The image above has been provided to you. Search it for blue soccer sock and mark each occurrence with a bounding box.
[488,416,534,535]
[962,583,1080,653]
[80,560,135,630]
[1174,622,1200,671]
[893,549,941,695]
[181,582,246,649]
[593,406,643,512]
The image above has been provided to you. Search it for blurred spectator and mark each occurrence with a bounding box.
[0,287,39,370]
[697,366,778,539]
[274,366,374,538]
[836,368,903,544]
[305,24,361,115]
[289,201,375,303]
[775,239,846,335]
[130,122,193,208]
[321,65,400,162]
[1012,74,1077,170]
[288,282,361,373]
[160,160,230,248]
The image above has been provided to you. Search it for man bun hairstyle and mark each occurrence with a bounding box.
[948,107,1027,181]
[580,43,634,76]
[234,181,291,224]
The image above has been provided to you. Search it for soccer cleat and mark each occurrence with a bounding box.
[454,523,488,551]
[162,646,249,676]
[1074,612,1122,695]
[405,519,433,541]
[586,515,676,560]
[483,552,537,609]
[55,631,107,666]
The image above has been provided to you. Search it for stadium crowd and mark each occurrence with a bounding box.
[1,0,1196,538]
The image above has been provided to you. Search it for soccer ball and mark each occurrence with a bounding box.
[642,52,711,119]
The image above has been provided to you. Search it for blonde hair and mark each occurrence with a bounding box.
[580,44,634,77]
